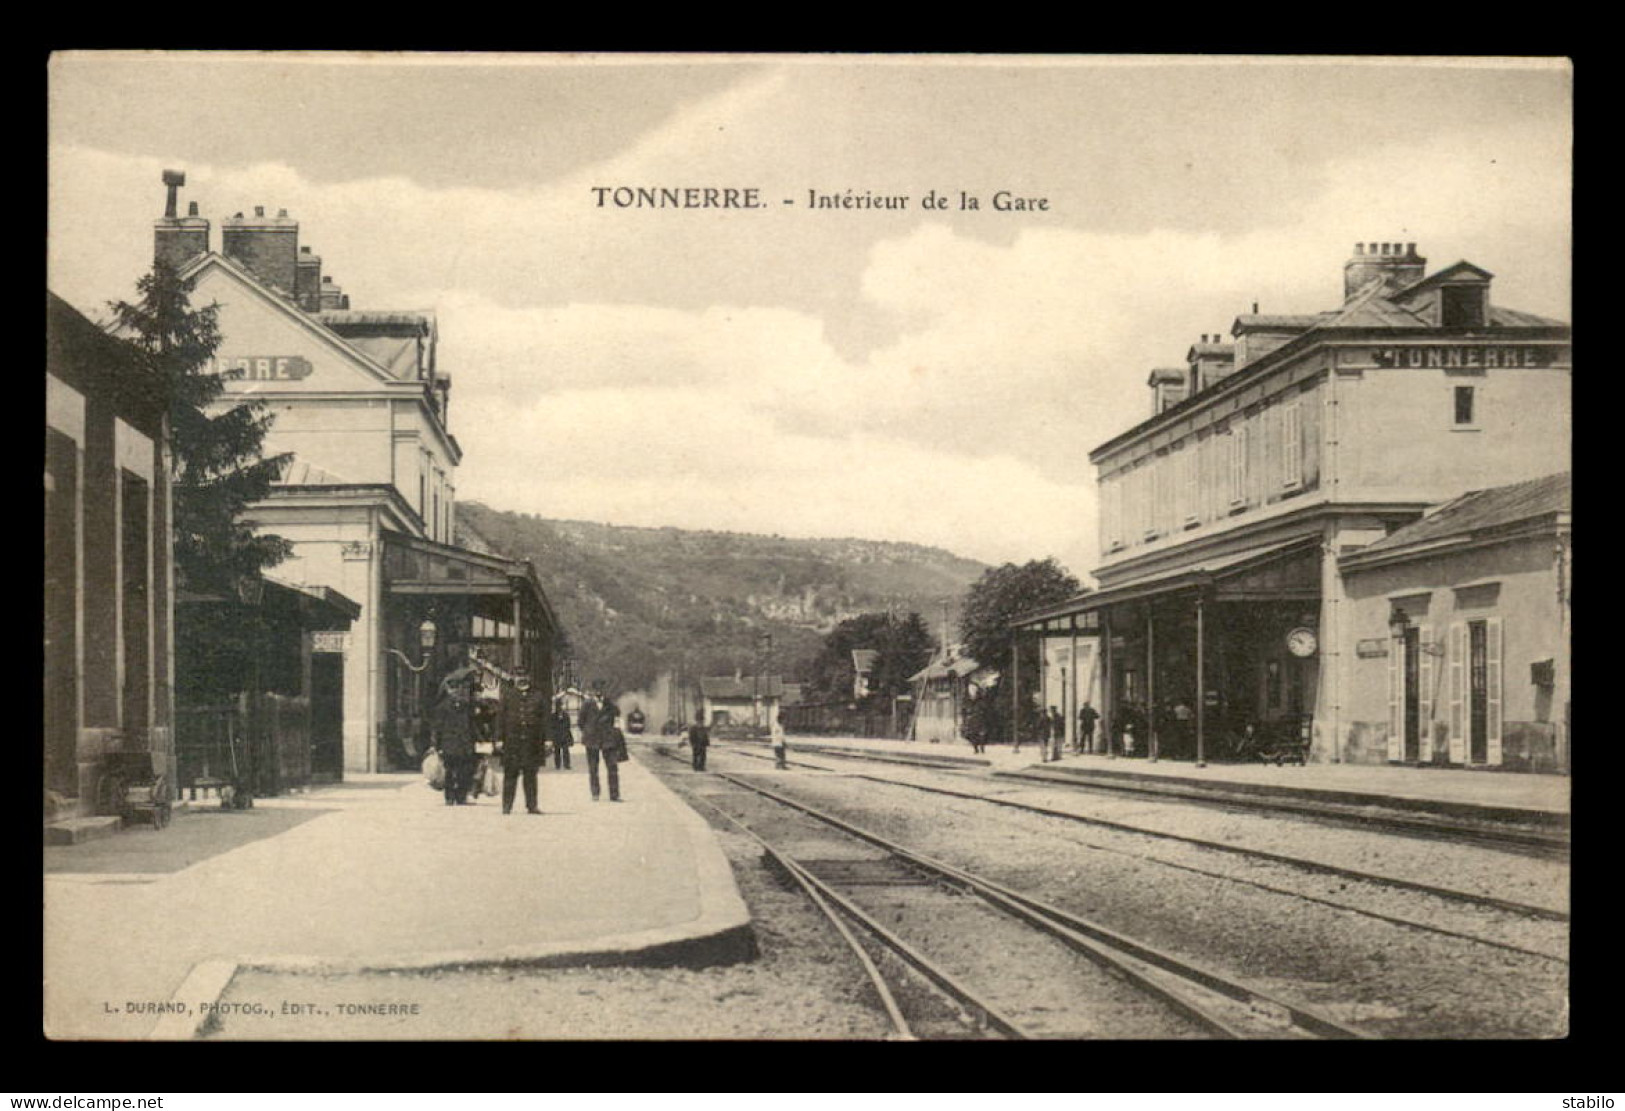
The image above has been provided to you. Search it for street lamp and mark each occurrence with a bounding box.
[753,631,771,734]
[387,616,438,758]
[1390,607,1443,655]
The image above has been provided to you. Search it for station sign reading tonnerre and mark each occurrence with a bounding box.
[1371,346,1556,370]
[212,355,315,381]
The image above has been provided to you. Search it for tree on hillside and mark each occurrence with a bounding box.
[108,261,292,596]
[867,612,936,700]
[958,558,1083,746]
[806,611,935,704]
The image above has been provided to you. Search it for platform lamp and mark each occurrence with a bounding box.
[1388,607,1411,641]
[388,616,439,758]
[1390,607,1443,655]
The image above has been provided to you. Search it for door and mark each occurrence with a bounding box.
[1403,628,1421,762]
[310,652,345,780]
[1469,620,1489,764]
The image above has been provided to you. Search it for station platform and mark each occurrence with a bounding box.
[43,744,751,1040]
[774,733,1571,830]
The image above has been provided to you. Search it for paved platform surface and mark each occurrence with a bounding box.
[777,734,1570,822]
[43,745,749,1040]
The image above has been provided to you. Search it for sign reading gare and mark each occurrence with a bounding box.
[212,355,314,381]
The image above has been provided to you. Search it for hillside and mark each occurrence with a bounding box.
[455,502,988,697]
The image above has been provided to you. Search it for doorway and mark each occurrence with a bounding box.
[1403,627,1421,762]
[310,652,344,780]
[1468,620,1489,764]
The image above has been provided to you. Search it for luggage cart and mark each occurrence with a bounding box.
[98,749,172,829]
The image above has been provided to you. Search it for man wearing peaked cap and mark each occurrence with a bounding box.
[499,666,548,815]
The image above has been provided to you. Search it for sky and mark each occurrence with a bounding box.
[47,53,1572,581]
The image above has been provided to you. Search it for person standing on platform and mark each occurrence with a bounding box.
[771,710,789,770]
[582,685,622,802]
[433,671,477,806]
[1077,701,1099,754]
[550,696,575,770]
[499,667,547,815]
[685,710,711,772]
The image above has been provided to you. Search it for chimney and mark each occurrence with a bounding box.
[1343,240,1426,302]
[1187,333,1236,394]
[222,204,300,297]
[1149,367,1188,415]
[295,245,323,312]
[153,171,210,271]
[319,274,347,311]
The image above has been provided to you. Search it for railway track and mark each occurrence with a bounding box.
[673,740,1567,963]
[650,745,1372,1040]
[769,739,1570,861]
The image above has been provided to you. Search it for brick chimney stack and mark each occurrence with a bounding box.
[154,171,210,271]
[222,205,300,298]
[318,275,350,311]
[1343,241,1426,302]
[295,245,324,312]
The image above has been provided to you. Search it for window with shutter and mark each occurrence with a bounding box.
[1418,623,1436,763]
[1229,425,1247,507]
[1262,404,1277,501]
[1387,632,1403,761]
[1486,616,1503,765]
[1283,402,1302,488]
[1448,623,1466,764]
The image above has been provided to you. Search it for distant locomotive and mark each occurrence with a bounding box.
[626,707,647,735]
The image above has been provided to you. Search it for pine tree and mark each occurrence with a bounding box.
[107,261,293,596]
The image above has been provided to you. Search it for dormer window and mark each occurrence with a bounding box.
[1440,284,1487,328]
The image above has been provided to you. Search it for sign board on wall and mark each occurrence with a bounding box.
[1371,346,1554,370]
[312,631,349,654]
[213,355,315,381]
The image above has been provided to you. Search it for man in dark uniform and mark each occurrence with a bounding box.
[499,667,547,814]
[581,685,622,802]
[684,709,711,772]
[433,670,477,805]
[550,696,575,770]
[1077,700,1100,754]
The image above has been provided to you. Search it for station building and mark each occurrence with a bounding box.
[151,178,564,774]
[45,292,176,819]
[1015,242,1571,772]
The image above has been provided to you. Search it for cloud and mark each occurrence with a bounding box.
[455,383,1098,573]
[48,67,1569,581]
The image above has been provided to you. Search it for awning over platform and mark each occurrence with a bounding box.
[381,528,560,639]
[1014,536,1322,631]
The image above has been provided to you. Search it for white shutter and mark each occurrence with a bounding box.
[1487,616,1504,765]
[1229,426,1245,506]
[1263,405,1277,499]
[1418,623,1435,762]
[1387,634,1403,761]
[1284,402,1302,487]
[1448,623,1466,764]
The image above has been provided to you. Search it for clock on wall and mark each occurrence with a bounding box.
[1286,627,1319,658]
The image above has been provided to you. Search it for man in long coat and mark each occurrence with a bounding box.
[499,667,548,814]
[433,671,477,805]
[549,697,575,770]
[581,686,622,802]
